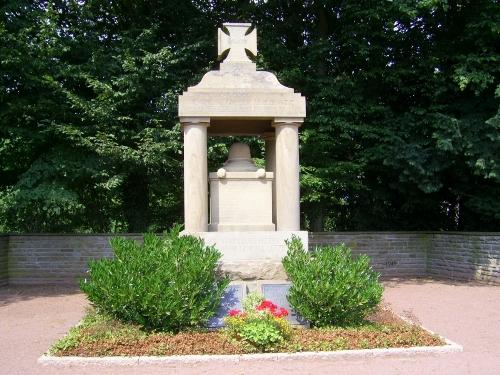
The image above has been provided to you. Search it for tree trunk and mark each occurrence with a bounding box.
[123,172,150,232]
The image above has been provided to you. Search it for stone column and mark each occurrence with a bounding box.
[263,132,276,228]
[273,118,302,231]
[181,117,210,232]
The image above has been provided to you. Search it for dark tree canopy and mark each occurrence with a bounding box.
[1,0,499,233]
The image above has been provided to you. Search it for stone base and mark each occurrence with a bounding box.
[222,261,286,280]
[184,231,308,280]
[208,223,275,232]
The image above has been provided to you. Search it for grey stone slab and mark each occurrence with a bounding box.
[261,284,307,326]
[207,284,245,328]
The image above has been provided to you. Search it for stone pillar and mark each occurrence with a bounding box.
[181,117,210,232]
[263,132,276,228]
[273,118,302,231]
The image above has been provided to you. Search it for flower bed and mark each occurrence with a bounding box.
[49,234,446,358]
[49,305,444,357]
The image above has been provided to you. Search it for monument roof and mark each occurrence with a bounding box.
[178,23,306,122]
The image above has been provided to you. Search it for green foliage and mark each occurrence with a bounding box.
[50,308,146,355]
[0,0,205,232]
[237,319,285,351]
[80,226,230,332]
[242,292,264,312]
[282,237,384,327]
[1,1,499,232]
[224,293,291,352]
[257,0,500,231]
[49,326,81,354]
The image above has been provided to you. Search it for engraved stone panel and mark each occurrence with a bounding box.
[209,171,275,231]
[207,284,246,328]
[261,283,307,326]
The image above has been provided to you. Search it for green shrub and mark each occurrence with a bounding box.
[80,226,230,332]
[282,237,383,327]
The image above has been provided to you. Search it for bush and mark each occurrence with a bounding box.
[224,295,292,351]
[282,237,383,327]
[80,226,230,332]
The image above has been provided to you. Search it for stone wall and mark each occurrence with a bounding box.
[1,232,498,285]
[428,233,500,284]
[7,234,141,285]
[311,232,499,284]
[0,235,8,286]
[309,232,431,278]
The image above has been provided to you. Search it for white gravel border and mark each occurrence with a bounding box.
[38,338,462,366]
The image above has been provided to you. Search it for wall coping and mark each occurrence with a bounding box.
[310,232,500,236]
[3,233,143,237]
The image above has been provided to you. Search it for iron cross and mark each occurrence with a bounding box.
[218,23,257,63]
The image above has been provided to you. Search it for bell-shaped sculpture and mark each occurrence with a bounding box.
[222,143,258,172]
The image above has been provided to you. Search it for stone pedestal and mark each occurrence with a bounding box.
[193,231,308,280]
[209,171,275,232]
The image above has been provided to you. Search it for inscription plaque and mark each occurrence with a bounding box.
[261,283,307,326]
[207,284,245,328]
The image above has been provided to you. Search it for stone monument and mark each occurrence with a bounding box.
[178,22,307,285]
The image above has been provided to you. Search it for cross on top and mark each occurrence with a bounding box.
[218,23,257,64]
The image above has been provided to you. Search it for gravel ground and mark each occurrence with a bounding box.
[1,279,499,375]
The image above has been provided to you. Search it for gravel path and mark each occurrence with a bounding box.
[1,280,499,375]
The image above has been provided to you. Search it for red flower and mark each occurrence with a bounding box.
[256,300,278,312]
[255,300,288,318]
[228,309,241,317]
[272,307,289,318]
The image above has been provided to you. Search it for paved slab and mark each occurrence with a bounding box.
[1,280,499,375]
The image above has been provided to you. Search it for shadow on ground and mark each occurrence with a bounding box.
[0,285,82,307]
[1,277,497,308]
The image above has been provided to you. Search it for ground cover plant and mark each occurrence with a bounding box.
[80,226,229,332]
[224,293,292,352]
[49,305,444,357]
[283,237,384,326]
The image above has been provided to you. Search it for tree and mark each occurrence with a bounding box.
[255,0,499,230]
[1,0,215,232]
[1,0,499,232]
